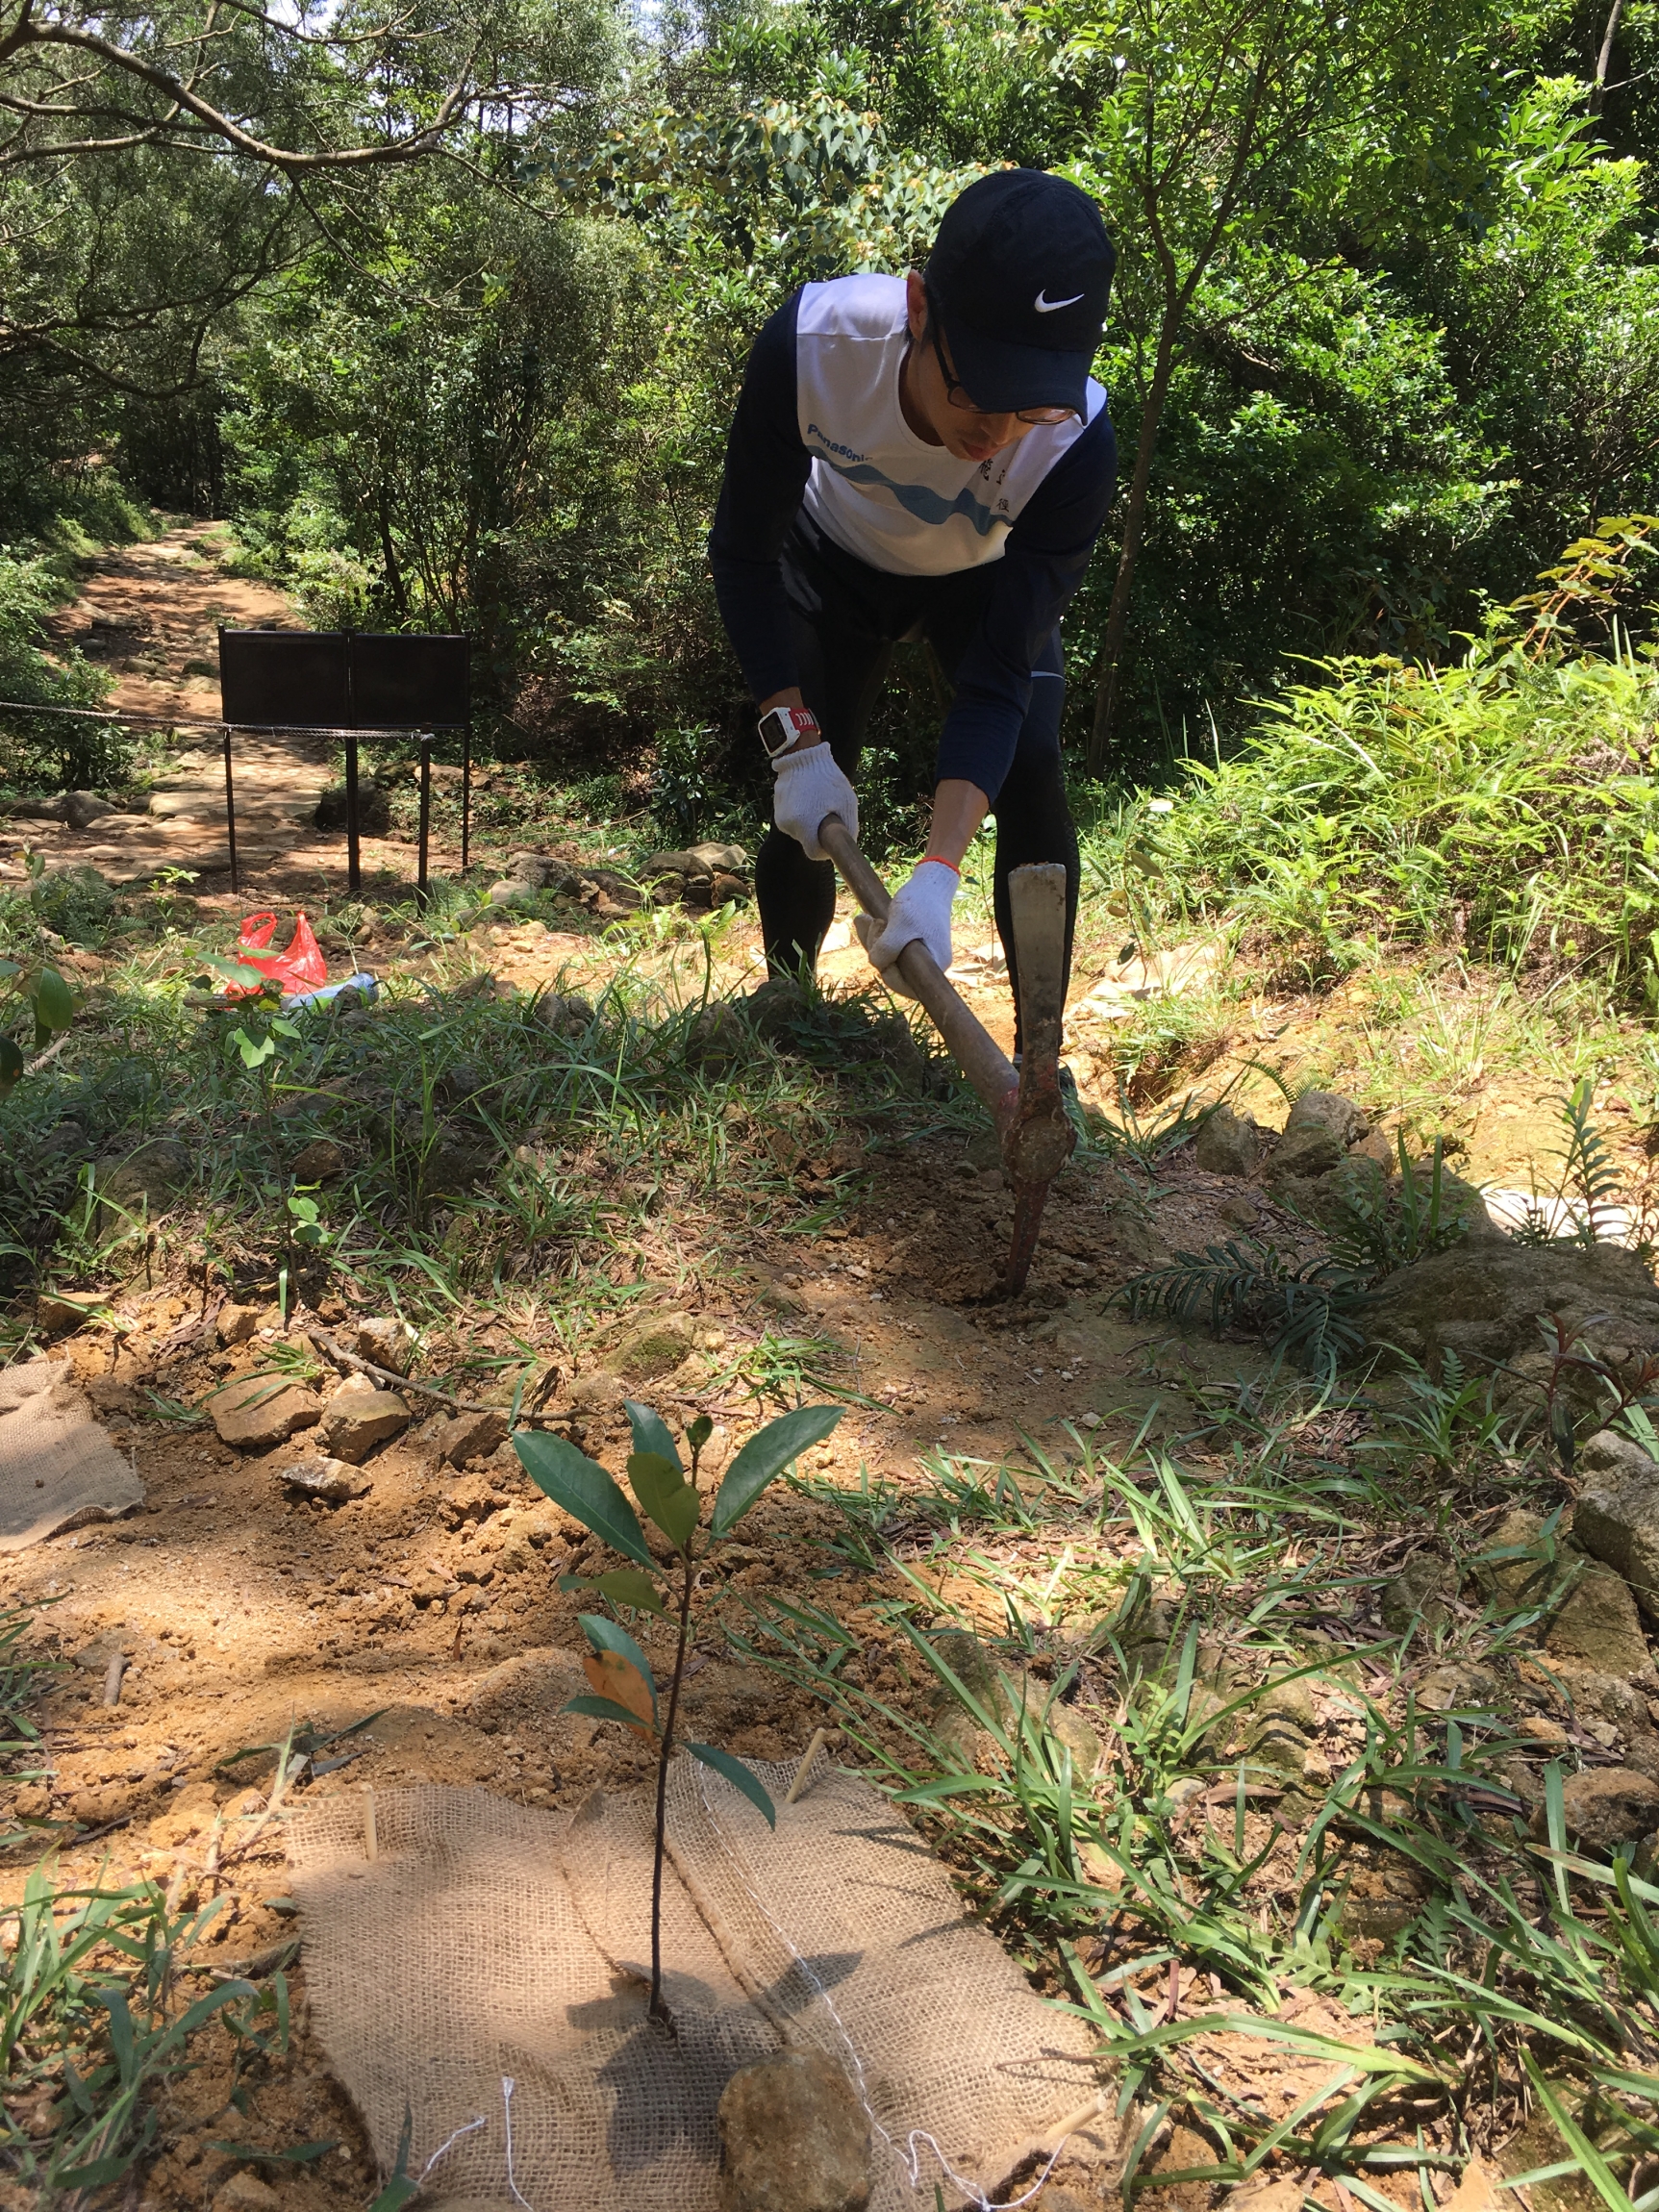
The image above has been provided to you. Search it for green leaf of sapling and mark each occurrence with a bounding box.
[595,1569,668,1616]
[712,1405,842,1536]
[686,1743,777,1826]
[205,955,272,989]
[623,1399,683,1474]
[513,1433,653,1568]
[626,1451,699,1547]
[562,1570,669,1615]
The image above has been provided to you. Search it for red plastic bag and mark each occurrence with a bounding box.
[226,911,330,998]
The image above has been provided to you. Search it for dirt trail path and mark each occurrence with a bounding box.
[49,522,287,725]
[5,524,442,901]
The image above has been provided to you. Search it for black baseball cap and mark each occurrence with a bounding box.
[925,169,1115,416]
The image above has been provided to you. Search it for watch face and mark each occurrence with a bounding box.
[763,708,807,755]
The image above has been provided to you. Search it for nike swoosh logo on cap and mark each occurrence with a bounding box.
[1034,289,1086,313]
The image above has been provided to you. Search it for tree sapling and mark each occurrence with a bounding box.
[514,1395,841,2023]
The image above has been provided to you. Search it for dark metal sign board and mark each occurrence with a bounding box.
[218,630,470,729]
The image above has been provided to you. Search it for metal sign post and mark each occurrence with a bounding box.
[344,728,362,895]
[222,727,239,894]
[416,735,434,906]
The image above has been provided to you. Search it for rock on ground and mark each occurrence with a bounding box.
[290,1138,345,1181]
[1474,1508,1555,1608]
[1365,1243,1659,1375]
[1257,1673,1317,1729]
[356,1316,415,1374]
[505,849,564,889]
[742,977,808,1043]
[430,1408,508,1467]
[1546,1767,1659,1853]
[319,1381,410,1464]
[929,1628,1104,1778]
[533,991,594,1038]
[278,1455,371,1503]
[63,791,119,829]
[96,1138,190,1223]
[1574,1429,1659,1623]
[643,842,747,879]
[1545,1559,1653,1678]
[603,1313,695,1384]
[211,1379,322,1451]
[35,1289,110,1337]
[214,2171,281,2212]
[1380,1553,1456,1635]
[1269,1091,1368,1180]
[685,1003,749,1068]
[217,1302,261,1345]
[1546,1664,1659,1776]
[717,2050,871,2212]
[1416,1663,1498,1712]
[148,1779,221,1850]
[1194,1104,1260,1178]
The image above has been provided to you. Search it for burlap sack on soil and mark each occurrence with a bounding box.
[0,1356,142,1550]
[287,1762,1113,2211]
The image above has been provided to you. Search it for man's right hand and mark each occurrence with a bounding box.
[772,742,858,863]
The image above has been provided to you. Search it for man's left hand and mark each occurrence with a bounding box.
[859,861,959,995]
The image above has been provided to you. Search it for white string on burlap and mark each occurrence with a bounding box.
[502,2076,536,2212]
[417,2112,487,2184]
[900,2128,1072,2212]
[691,1764,1093,2212]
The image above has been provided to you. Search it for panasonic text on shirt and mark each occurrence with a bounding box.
[807,424,867,463]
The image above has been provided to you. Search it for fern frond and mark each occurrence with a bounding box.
[1120,1239,1290,1334]
[1554,1077,1623,1245]
[1119,1241,1372,1381]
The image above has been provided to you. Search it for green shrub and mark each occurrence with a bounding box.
[1123,624,1659,995]
[0,553,119,793]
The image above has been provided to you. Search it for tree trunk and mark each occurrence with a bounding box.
[1088,315,1181,776]
[1591,0,1623,112]
[376,490,409,618]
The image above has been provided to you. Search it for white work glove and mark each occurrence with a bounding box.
[858,861,958,996]
[771,742,858,863]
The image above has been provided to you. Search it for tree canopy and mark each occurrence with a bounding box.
[0,0,1654,802]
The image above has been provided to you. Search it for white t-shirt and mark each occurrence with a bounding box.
[794,274,1108,579]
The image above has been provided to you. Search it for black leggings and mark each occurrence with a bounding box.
[755,520,1079,1056]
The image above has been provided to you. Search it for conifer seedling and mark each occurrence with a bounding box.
[514,1396,841,2023]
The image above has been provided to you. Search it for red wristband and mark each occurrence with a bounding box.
[921,855,960,875]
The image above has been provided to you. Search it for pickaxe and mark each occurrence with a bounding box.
[817,814,1074,1295]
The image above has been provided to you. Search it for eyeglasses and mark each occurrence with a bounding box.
[926,302,1077,427]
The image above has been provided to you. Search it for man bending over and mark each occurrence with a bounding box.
[709,166,1117,1052]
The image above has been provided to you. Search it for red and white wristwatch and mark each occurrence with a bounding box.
[758,704,821,759]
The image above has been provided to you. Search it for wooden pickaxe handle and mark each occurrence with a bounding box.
[816,814,1017,1117]
[816,817,1076,1290]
